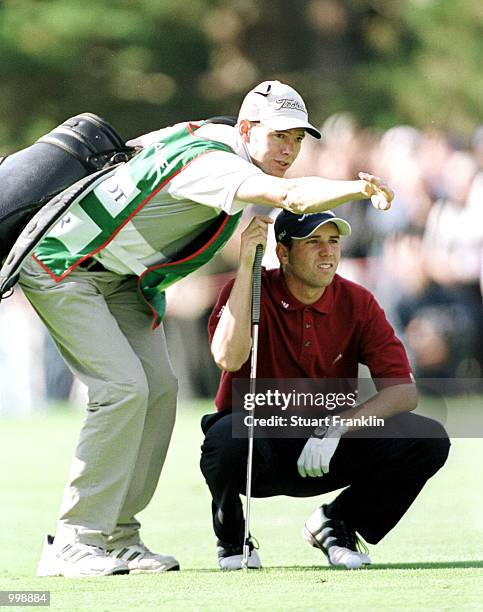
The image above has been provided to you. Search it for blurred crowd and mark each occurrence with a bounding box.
[290,114,483,384]
[1,115,482,414]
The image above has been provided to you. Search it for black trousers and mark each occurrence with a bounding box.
[199,411,450,546]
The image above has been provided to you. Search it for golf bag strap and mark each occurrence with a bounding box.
[205,116,237,127]
[0,166,116,299]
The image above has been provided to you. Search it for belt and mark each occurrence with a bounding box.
[79,257,107,272]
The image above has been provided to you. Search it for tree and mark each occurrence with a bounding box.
[0,0,481,152]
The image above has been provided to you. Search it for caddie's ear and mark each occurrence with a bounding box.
[238,119,252,141]
[276,241,289,266]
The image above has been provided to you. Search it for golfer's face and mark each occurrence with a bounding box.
[285,223,341,290]
[246,123,305,177]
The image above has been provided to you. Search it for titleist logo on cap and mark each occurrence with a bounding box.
[275,98,307,113]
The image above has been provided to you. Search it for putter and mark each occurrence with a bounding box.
[242,243,263,570]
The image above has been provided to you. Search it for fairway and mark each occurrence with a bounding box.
[0,400,482,611]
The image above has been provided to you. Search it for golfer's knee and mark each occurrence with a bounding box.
[200,435,246,477]
[416,425,450,476]
[430,434,450,472]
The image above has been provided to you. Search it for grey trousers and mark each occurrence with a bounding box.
[19,257,178,548]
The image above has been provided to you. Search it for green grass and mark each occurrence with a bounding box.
[0,400,482,611]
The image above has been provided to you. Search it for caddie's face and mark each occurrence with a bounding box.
[240,121,305,177]
[277,222,341,294]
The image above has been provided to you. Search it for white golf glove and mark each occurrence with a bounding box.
[297,424,348,478]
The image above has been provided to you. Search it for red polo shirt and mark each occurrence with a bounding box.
[208,267,413,412]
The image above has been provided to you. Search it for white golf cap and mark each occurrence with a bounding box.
[238,80,321,139]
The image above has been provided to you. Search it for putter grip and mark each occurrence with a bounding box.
[251,244,263,324]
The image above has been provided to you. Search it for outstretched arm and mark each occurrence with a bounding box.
[235,171,393,213]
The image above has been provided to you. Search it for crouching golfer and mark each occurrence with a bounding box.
[200,212,450,570]
[14,80,394,577]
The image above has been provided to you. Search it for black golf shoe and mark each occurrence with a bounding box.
[302,505,371,569]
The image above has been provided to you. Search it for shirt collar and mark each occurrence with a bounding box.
[270,268,336,314]
[195,124,252,163]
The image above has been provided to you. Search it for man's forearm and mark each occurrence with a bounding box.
[210,262,253,372]
[235,174,368,213]
[211,215,271,372]
[283,177,368,212]
[330,383,418,432]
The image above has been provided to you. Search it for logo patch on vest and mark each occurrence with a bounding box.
[94,165,140,217]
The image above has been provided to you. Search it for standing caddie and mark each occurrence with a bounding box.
[10,80,394,577]
[200,211,450,570]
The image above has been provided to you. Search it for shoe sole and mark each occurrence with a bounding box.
[37,564,130,578]
[219,565,262,571]
[39,562,180,577]
[129,563,180,574]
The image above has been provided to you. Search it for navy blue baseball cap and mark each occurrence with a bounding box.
[274,210,351,243]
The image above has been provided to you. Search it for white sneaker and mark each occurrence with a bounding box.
[302,505,371,570]
[217,541,262,570]
[107,543,179,573]
[37,535,129,577]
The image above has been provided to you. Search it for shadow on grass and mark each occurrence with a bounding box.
[266,561,483,571]
[365,561,483,570]
[169,560,483,574]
